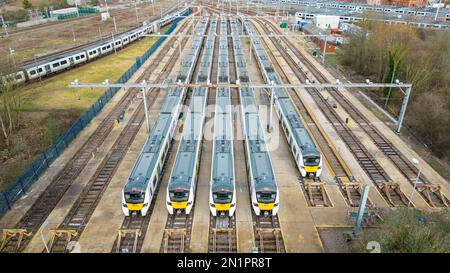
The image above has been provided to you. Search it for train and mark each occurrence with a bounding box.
[230,17,279,216]
[242,16,323,178]
[121,9,200,217]
[209,16,236,217]
[2,5,190,85]
[165,16,217,215]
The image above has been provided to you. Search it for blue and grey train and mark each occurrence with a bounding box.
[121,12,203,217]
[242,16,323,178]
[230,17,279,216]
[209,16,236,217]
[3,6,190,85]
[166,16,218,215]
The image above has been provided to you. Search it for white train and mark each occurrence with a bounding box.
[209,16,236,217]
[2,6,190,85]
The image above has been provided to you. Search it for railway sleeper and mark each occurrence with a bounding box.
[48,229,78,253]
[163,228,187,253]
[211,228,234,253]
[0,229,32,252]
[304,182,330,207]
[116,229,141,253]
[256,228,283,253]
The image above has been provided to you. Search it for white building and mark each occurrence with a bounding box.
[313,15,340,29]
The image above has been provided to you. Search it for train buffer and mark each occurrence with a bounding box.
[0,229,32,252]
[48,229,78,252]
[116,229,141,253]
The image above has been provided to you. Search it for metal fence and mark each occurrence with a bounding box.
[0,9,190,218]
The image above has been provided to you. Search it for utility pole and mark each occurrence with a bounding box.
[408,158,421,207]
[142,80,150,132]
[151,0,155,16]
[353,185,370,237]
[321,35,327,64]
[74,0,80,17]
[113,16,117,32]
[1,15,9,38]
[71,27,76,42]
[112,32,117,55]
[267,80,274,133]
[9,48,16,70]
[134,1,139,24]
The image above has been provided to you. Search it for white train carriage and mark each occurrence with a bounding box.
[242,17,322,177]
[122,87,186,216]
[230,17,279,216]
[165,17,212,215]
[2,6,190,85]
[209,16,236,217]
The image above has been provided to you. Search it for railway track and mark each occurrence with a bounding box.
[252,17,412,207]
[253,18,362,208]
[111,21,194,254]
[257,18,448,208]
[229,16,286,253]
[45,20,193,253]
[10,4,179,67]
[207,17,238,253]
[0,19,190,253]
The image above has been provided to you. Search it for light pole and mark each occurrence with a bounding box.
[408,157,421,207]
[74,0,80,17]
[267,80,274,133]
[434,0,442,21]
[113,16,117,32]
[151,0,155,16]
[9,48,16,70]
[104,0,110,14]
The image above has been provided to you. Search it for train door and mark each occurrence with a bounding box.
[44,64,51,73]
[69,57,74,65]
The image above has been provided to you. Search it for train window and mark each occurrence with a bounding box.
[75,56,80,60]
[80,54,85,58]
[61,60,67,65]
[29,70,36,75]
[53,63,60,68]
[15,74,23,79]
[38,68,43,73]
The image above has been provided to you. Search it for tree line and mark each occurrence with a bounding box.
[338,22,450,159]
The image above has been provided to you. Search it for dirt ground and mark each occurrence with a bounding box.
[0,0,178,70]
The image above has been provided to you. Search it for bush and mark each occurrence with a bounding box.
[355,209,450,253]
[1,9,28,22]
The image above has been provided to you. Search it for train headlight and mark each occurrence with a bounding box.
[143,203,149,207]
[210,203,215,207]
[122,204,127,208]
[187,201,193,205]
[253,203,258,207]
[167,201,172,206]
[274,203,279,207]
[230,203,235,207]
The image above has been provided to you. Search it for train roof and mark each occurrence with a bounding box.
[243,15,321,157]
[124,113,172,193]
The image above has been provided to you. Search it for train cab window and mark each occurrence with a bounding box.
[213,192,232,204]
[256,192,276,203]
[169,191,189,201]
[124,191,145,204]
[304,156,320,166]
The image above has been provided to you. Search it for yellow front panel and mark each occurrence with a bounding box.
[215,203,231,211]
[127,203,144,211]
[258,203,274,211]
[172,201,187,209]
[305,166,319,173]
